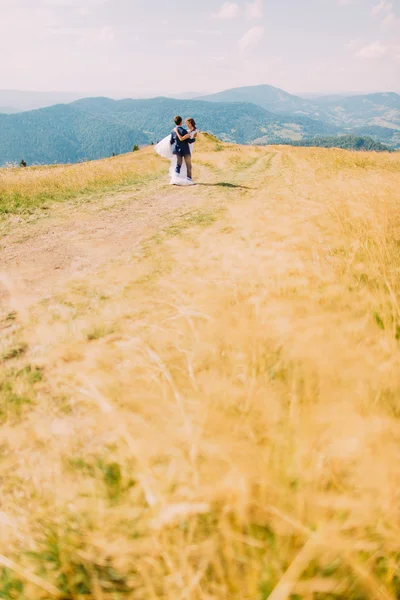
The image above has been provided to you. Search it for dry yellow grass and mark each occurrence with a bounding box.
[1,140,400,599]
[0,150,165,215]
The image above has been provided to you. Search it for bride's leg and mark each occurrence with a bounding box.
[185,155,192,180]
[180,158,187,179]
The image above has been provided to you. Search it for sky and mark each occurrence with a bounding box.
[0,0,399,97]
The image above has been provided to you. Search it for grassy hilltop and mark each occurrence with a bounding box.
[1,136,400,599]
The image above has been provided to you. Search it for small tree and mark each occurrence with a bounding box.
[132,145,139,152]
[20,159,27,167]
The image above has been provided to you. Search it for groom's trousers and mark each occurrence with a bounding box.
[176,154,192,179]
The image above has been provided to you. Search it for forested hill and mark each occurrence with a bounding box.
[197,85,400,130]
[1,92,399,166]
[0,96,337,165]
[197,84,318,116]
[285,135,393,152]
[0,103,148,166]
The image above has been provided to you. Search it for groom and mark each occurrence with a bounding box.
[170,116,193,182]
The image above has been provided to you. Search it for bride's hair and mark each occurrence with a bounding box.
[186,118,196,129]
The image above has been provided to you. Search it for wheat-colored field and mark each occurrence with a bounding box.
[0,150,165,215]
[1,137,400,599]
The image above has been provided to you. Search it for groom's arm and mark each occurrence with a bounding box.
[170,131,175,145]
[174,127,191,141]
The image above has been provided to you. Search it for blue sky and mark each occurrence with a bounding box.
[0,0,399,95]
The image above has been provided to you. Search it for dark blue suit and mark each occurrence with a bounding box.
[170,126,194,156]
[170,126,195,178]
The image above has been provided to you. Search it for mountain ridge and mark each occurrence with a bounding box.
[196,84,320,117]
[197,84,400,129]
[0,96,338,165]
[1,85,399,166]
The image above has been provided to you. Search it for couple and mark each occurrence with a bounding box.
[155,116,198,186]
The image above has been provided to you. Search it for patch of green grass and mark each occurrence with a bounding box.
[2,343,27,362]
[27,530,90,595]
[0,379,33,422]
[164,223,184,237]
[67,457,96,477]
[17,364,43,384]
[184,209,218,227]
[374,311,385,330]
[151,233,164,245]
[0,568,24,599]
[0,363,43,424]
[231,156,259,173]
[86,325,114,341]
[98,460,123,500]
[163,208,222,238]
[67,456,135,501]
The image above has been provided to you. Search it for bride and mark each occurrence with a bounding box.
[155,118,198,186]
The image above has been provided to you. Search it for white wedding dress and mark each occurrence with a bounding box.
[155,130,197,186]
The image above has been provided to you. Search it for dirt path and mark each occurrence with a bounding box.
[0,153,261,311]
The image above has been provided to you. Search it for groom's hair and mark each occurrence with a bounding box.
[174,116,183,126]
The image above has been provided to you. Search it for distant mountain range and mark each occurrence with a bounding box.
[196,85,400,130]
[0,84,399,165]
[197,85,318,117]
[0,96,339,165]
[284,135,392,152]
[314,92,400,128]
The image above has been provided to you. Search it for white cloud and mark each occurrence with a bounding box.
[382,11,399,26]
[238,26,265,51]
[356,41,389,58]
[371,1,392,16]
[371,1,399,27]
[337,0,354,5]
[213,2,239,19]
[246,0,263,20]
